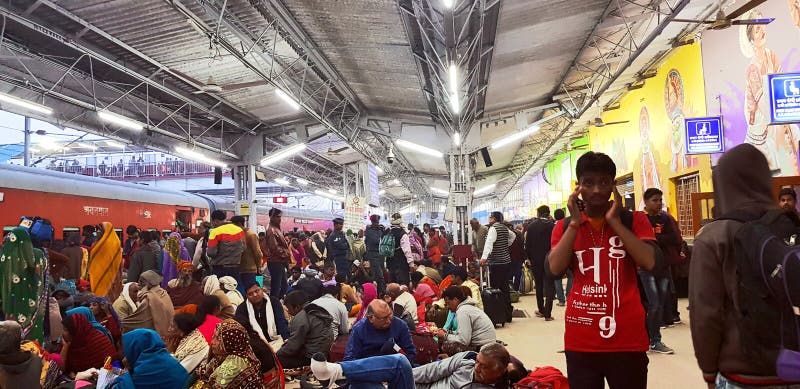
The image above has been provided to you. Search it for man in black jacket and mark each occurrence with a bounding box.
[525,205,556,321]
[364,215,386,294]
[326,218,351,281]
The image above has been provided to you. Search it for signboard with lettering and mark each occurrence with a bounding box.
[684,116,724,155]
[344,195,366,232]
[768,73,800,124]
[237,202,250,216]
[273,196,288,204]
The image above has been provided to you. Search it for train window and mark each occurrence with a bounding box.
[114,228,123,242]
[162,229,172,239]
[63,227,80,241]
[3,226,13,238]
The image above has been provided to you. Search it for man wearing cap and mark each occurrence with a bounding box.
[122,270,175,339]
[166,261,204,309]
[386,213,415,285]
[364,214,387,294]
[480,211,516,323]
[326,218,351,281]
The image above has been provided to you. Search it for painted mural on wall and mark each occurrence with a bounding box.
[591,43,711,213]
[701,1,800,175]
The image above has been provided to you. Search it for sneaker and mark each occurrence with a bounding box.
[673,318,683,325]
[650,342,675,354]
[544,316,555,321]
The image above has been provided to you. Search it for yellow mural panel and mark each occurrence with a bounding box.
[589,43,713,215]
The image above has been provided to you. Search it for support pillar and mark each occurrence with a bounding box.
[23,117,31,167]
[233,165,258,231]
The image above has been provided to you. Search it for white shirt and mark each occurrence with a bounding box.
[394,291,418,325]
[480,223,515,260]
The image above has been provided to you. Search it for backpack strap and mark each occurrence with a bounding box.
[779,250,800,350]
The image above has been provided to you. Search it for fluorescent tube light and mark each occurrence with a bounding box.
[474,183,496,196]
[453,131,461,146]
[375,166,384,174]
[449,63,458,94]
[98,111,144,131]
[378,189,386,195]
[296,178,309,185]
[275,88,300,110]
[106,140,125,148]
[392,179,400,185]
[0,92,53,115]
[430,187,449,195]
[395,139,443,158]
[174,146,228,168]
[490,125,540,149]
[443,0,454,9]
[275,178,290,186]
[315,189,344,202]
[261,143,306,167]
[328,188,337,194]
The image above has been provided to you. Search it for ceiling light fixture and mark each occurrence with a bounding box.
[296,178,309,185]
[392,179,401,185]
[315,189,344,202]
[0,92,53,115]
[261,143,306,167]
[473,183,496,196]
[378,189,386,195]
[274,177,290,186]
[453,131,461,146]
[395,139,444,158]
[375,165,384,174]
[275,88,300,110]
[328,188,337,194]
[105,140,125,148]
[443,0,454,9]
[98,110,144,131]
[449,62,459,114]
[174,146,228,168]
[430,187,449,196]
[490,125,540,149]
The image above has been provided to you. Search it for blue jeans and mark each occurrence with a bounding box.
[268,263,288,299]
[340,354,414,389]
[554,271,573,304]
[238,272,257,296]
[212,267,240,288]
[638,270,670,345]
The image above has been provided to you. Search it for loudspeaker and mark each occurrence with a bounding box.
[480,147,493,167]
[214,167,222,184]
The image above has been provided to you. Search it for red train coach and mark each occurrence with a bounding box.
[0,163,209,241]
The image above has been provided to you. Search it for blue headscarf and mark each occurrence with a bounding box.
[85,296,120,324]
[66,306,113,344]
[112,329,188,389]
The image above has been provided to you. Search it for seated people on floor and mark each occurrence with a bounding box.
[0,321,41,388]
[337,273,360,314]
[166,261,204,309]
[113,329,188,388]
[201,275,235,319]
[434,286,496,354]
[121,270,174,340]
[312,283,351,339]
[85,297,123,348]
[344,299,416,364]
[415,260,443,284]
[195,295,224,344]
[234,281,289,347]
[235,318,283,387]
[277,290,334,369]
[113,282,139,320]
[410,272,437,305]
[169,313,209,373]
[312,342,520,389]
[294,268,324,300]
[386,283,418,328]
[452,267,482,309]
[61,313,118,377]
[193,320,264,388]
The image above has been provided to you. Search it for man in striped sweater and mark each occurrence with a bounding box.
[207,210,245,286]
[480,211,516,322]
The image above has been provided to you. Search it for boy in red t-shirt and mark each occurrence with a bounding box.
[549,151,656,389]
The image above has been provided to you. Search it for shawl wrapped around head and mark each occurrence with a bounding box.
[67,306,114,345]
[62,312,116,374]
[196,320,262,389]
[88,222,122,299]
[161,232,189,288]
[356,282,377,321]
[112,329,188,389]
[219,276,244,307]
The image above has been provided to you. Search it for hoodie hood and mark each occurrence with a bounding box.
[713,143,773,215]
[0,351,38,374]
[457,296,477,309]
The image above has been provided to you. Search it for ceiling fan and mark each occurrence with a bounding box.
[170,70,268,95]
[588,117,629,127]
[672,0,773,30]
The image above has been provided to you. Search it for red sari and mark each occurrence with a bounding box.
[62,313,117,374]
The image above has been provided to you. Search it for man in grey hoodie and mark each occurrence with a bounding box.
[433,286,496,353]
[690,143,792,388]
[311,342,513,389]
[0,321,41,389]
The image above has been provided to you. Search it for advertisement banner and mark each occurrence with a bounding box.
[343,195,366,233]
[700,1,800,175]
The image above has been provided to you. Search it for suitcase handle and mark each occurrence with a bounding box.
[480,265,492,289]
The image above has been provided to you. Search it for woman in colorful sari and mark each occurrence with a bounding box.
[169,313,209,373]
[162,232,190,289]
[86,296,123,348]
[111,328,188,389]
[88,222,122,302]
[60,312,117,376]
[194,319,263,389]
[66,306,115,345]
[0,228,46,342]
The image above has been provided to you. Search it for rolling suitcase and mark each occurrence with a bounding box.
[481,266,507,327]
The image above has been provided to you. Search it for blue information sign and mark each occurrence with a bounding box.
[768,73,800,124]
[684,116,724,155]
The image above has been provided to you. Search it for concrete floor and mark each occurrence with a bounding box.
[502,294,705,389]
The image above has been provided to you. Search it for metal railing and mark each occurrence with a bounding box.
[46,160,215,179]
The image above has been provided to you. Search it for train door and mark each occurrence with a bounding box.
[175,209,193,232]
[62,227,80,241]
[114,228,123,242]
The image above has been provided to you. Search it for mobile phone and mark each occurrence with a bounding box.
[576,198,586,212]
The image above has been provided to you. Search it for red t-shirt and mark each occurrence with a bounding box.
[551,211,655,352]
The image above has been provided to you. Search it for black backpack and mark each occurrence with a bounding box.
[718,209,800,378]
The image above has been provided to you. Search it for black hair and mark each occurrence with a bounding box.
[323,264,335,271]
[245,281,262,293]
[780,187,797,201]
[553,208,566,221]
[537,205,550,217]
[291,266,302,274]
[268,208,282,217]
[230,215,246,227]
[284,290,308,308]
[575,151,616,180]
[126,225,139,235]
[507,357,528,385]
[335,273,348,283]
[442,285,466,301]
[210,210,227,221]
[453,267,468,282]
[370,214,381,223]
[643,187,663,201]
[322,283,341,297]
[173,313,200,334]
[197,295,221,318]
[410,271,424,284]
[140,230,155,244]
[490,211,504,222]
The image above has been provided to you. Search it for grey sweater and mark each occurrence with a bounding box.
[445,297,496,348]
[413,351,496,389]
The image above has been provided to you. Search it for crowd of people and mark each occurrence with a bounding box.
[2,143,800,388]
